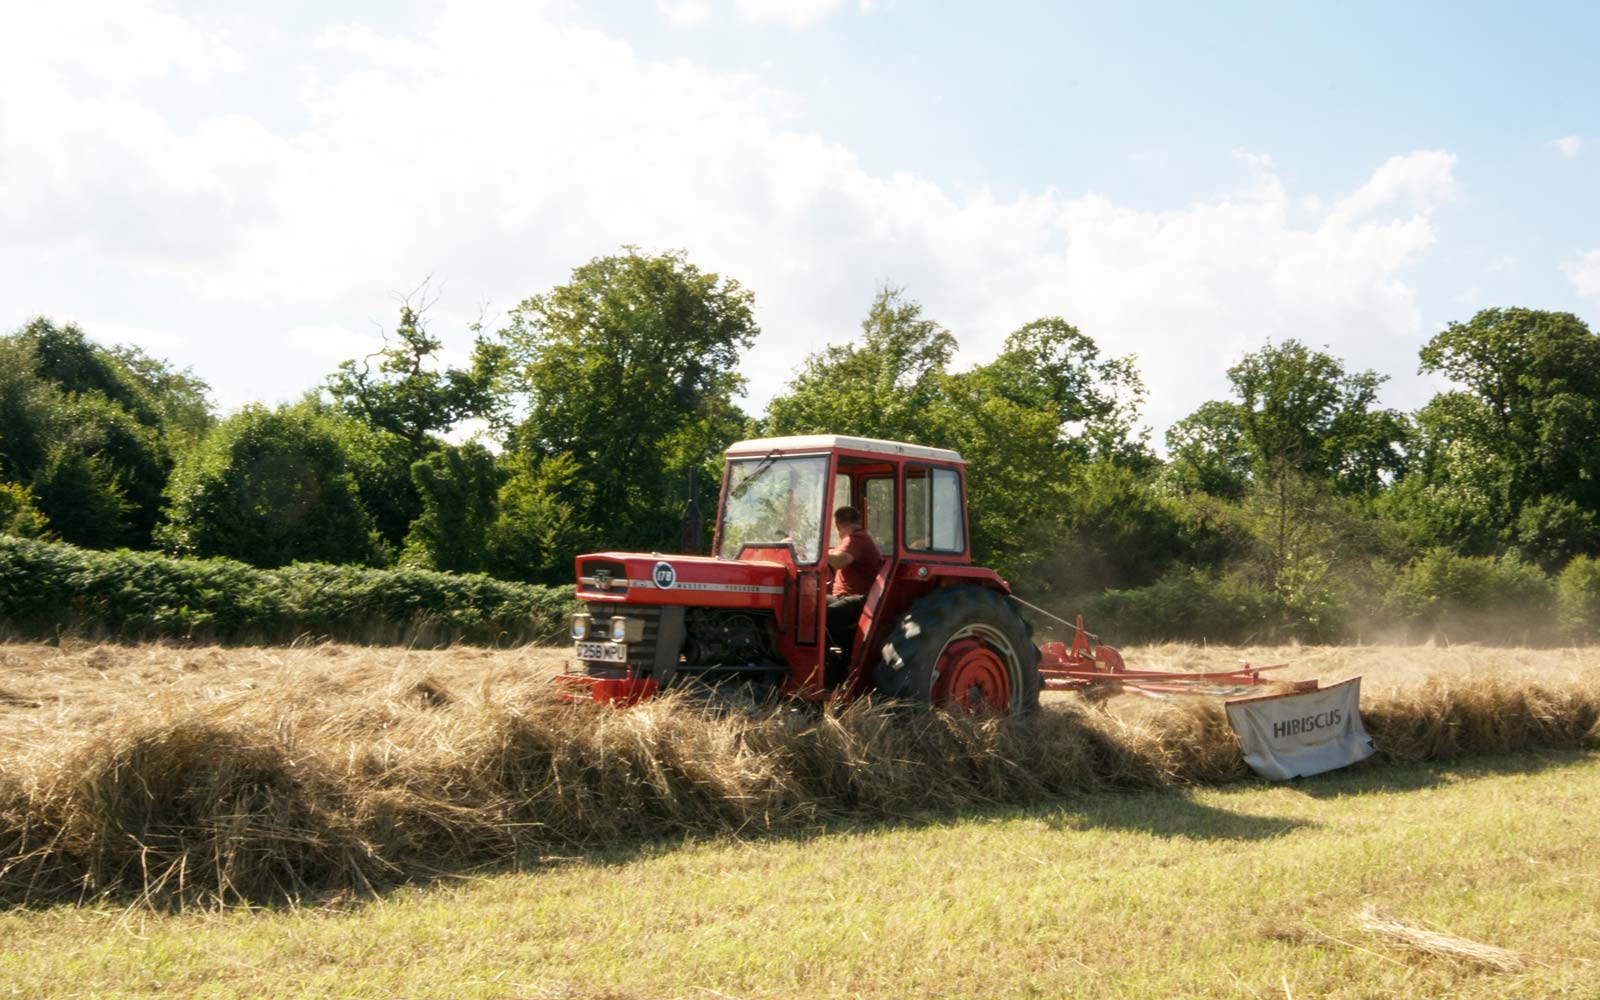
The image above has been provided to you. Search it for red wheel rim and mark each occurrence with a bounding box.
[932,637,1012,713]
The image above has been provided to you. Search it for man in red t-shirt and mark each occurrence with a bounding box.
[825,505,882,685]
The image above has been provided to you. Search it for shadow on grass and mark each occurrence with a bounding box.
[1042,792,1311,841]
[1291,748,1592,799]
[430,748,1599,865]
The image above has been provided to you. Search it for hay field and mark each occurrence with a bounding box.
[6,752,1597,999]
[1,640,1598,908]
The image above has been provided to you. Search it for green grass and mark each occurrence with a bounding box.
[3,752,1598,999]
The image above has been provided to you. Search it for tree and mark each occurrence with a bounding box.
[763,288,954,442]
[107,344,215,441]
[480,248,757,557]
[401,443,504,573]
[486,451,598,582]
[765,294,1157,583]
[1164,401,1252,499]
[940,320,1153,581]
[327,302,493,460]
[1400,308,1600,565]
[30,394,165,548]
[158,404,383,567]
[24,319,164,428]
[1006,461,1229,598]
[326,302,497,550]
[1165,340,1407,497]
[315,401,429,557]
[0,320,204,549]
[969,318,1153,468]
[0,482,51,538]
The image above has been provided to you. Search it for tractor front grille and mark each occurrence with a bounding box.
[577,602,664,678]
[577,559,630,596]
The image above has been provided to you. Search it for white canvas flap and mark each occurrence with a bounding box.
[1225,676,1376,780]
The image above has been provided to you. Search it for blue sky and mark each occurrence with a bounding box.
[3,0,1596,439]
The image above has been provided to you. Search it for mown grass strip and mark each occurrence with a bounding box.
[2,655,1596,909]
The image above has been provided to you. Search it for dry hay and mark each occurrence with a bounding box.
[0,641,1597,908]
[1357,907,1526,971]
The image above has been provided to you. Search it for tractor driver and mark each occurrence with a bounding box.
[824,505,882,686]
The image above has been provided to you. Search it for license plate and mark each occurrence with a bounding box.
[575,641,627,663]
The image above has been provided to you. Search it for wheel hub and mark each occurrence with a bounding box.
[932,637,1012,713]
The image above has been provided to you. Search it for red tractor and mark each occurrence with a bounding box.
[558,435,1043,713]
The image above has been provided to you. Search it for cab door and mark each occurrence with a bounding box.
[790,468,851,690]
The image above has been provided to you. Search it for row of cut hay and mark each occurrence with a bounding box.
[2,675,1598,909]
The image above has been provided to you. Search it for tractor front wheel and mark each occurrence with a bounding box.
[874,586,1041,715]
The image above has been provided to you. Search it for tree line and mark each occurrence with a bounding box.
[3,247,1599,641]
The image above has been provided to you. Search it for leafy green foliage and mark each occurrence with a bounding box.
[307,401,424,556]
[1382,549,1555,642]
[0,320,205,549]
[947,320,1156,582]
[25,318,165,427]
[764,293,1154,582]
[1085,569,1279,644]
[976,317,1153,468]
[764,288,955,441]
[1009,462,1232,599]
[481,249,756,558]
[29,444,134,549]
[1400,308,1600,565]
[105,343,215,441]
[486,451,598,583]
[0,482,50,538]
[0,535,576,645]
[1164,401,1253,499]
[325,305,497,550]
[327,304,494,459]
[402,442,504,574]
[1555,556,1600,641]
[1166,340,1407,497]
[158,404,383,568]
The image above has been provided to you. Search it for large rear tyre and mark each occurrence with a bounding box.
[874,586,1042,715]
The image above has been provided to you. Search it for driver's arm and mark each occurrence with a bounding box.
[827,545,854,570]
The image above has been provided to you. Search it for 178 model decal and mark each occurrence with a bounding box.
[652,561,677,589]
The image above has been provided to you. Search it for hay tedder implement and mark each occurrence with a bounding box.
[1027,609,1295,699]
[558,434,1295,711]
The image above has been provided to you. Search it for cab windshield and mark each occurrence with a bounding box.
[717,455,829,563]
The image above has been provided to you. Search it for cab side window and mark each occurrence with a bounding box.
[904,465,965,553]
[829,472,851,547]
[864,476,894,548]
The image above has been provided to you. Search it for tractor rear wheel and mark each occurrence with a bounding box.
[874,586,1041,714]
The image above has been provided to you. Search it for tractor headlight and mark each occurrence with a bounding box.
[571,613,591,640]
[609,615,645,643]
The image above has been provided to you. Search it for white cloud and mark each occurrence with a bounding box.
[1553,135,1582,159]
[0,0,1453,432]
[658,0,711,25]
[285,323,387,369]
[1330,150,1457,223]
[736,0,845,27]
[1565,250,1600,299]
[6,0,242,86]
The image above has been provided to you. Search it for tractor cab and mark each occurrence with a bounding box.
[559,435,1041,713]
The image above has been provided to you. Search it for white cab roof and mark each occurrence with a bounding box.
[726,434,964,464]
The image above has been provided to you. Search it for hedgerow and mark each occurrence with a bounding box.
[1556,555,1600,641]
[0,534,577,645]
[1084,570,1281,644]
